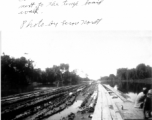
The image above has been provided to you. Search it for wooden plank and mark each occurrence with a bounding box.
[92,84,102,120]
[109,98,123,120]
[107,95,123,120]
[100,85,112,120]
[103,84,130,102]
[102,86,116,119]
[101,84,152,120]
[101,85,123,120]
[115,102,146,120]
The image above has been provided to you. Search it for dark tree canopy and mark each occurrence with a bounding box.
[1,54,90,94]
[100,63,152,81]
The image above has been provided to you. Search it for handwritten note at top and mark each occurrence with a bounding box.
[18,0,104,29]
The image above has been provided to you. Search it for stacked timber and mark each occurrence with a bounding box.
[2,84,87,120]
[88,91,98,112]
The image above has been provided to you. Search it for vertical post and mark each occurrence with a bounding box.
[127,68,129,91]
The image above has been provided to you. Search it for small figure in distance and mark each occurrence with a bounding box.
[134,87,148,108]
[143,89,152,119]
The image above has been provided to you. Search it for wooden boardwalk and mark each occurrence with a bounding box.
[92,84,102,120]
[92,83,150,120]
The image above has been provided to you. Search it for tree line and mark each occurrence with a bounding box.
[1,54,90,91]
[100,63,152,81]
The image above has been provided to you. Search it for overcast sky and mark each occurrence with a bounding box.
[2,31,152,79]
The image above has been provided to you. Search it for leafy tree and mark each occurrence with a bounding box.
[115,63,152,81]
[136,63,147,79]
[1,54,90,96]
[1,55,34,90]
[146,65,152,78]
[116,68,128,80]
[59,63,69,86]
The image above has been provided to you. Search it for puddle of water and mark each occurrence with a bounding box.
[46,100,83,120]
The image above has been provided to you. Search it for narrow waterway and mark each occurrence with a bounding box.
[113,84,138,102]
[46,100,83,120]
[111,82,152,102]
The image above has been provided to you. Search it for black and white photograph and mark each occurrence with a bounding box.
[1,31,152,120]
[1,0,152,120]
